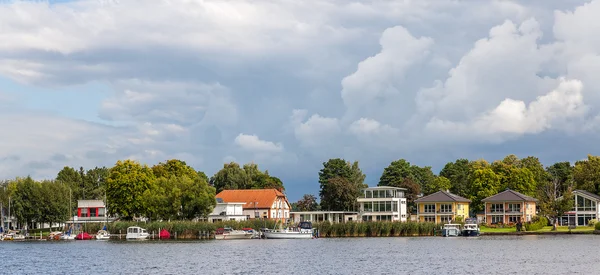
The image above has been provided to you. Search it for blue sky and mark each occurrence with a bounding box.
[2,0,600,201]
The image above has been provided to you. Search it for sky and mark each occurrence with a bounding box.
[2,0,600,201]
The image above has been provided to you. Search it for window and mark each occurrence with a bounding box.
[401,201,406,204]
[90,208,97,217]
[576,196,597,212]
[491,216,503,224]
[424,204,435,213]
[401,214,406,218]
[246,215,251,219]
[80,208,88,217]
[439,204,452,213]
[577,214,596,226]
[508,204,521,212]
[363,202,372,212]
[457,204,463,210]
[373,190,380,198]
[491,204,504,213]
[98,208,105,217]
[393,202,398,212]
[365,190,372,198]
[386,190,394,198]
[424,216,435,222]
[508,216,521,223]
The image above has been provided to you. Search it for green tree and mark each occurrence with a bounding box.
[319,159,365,211]
[573,155,600,194]
[38,180,70,230]
[320,177,361,211]
[546,161,573,193]
[11,177,42,229]
[210,162,251,193]
[106,160,156,220]
[468,168,501,213]
[424,176,451,195]
[379,159,412,187]
[519,156,548,190]
[296,194,318,211]
[440,159,471,198]
[505,168,536,196]
[538,177,574,231]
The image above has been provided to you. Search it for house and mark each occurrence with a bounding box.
[357,186,407,222]
[415,190,470,223]
[215,189,291,222]
[207,199,247,223]
[74,200,114,223]
[290,211,358,224]
[558,190,600,226]
[481,189,537,225]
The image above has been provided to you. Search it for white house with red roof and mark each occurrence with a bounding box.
[215,189,291,222]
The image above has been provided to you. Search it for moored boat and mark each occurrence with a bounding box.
[159,229,171,240]
[461,223,480,237]
[76,232,94,240]
[96,227,111,240]
[4,230,25,241]
[215,227,253,240]
[441,224,461,237]
[263,221,313,239]
[60,229,76,240]
[48,231,63,240]
[126,226,149,240]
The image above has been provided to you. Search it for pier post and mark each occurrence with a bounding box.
[119,230,121,239]
[175,232,177,239]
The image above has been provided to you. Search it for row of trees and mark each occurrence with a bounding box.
[296,155,600,227]
[0,159,285,227]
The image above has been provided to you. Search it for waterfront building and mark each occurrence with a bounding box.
[415,191,470,223]
[215,189,291,222]
[481,189,537,225]
[357,186,407,222]
[558,190,600,226]
[207,200,247,222]
[290,211,358,224]
[73,200,115,224]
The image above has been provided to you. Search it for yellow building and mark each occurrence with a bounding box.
[415,191,471,223]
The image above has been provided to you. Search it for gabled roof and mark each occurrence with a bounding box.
[573,190,600,201]
[216,189,288,209]
[482,189,538,202]
[415,191,471,203]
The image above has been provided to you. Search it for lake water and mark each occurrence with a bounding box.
[1,235,597,274]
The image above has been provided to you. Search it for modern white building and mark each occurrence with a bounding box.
[290,211,359,224]
[559,190,600,226]
[208,200,247,223]
[357,186,407,222]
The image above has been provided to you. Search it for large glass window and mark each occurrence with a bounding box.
[508,204,521,212]
[393,202,398,212]
[98,208,105,217]
[424,204,435,213]
[439,204,452,213]
[363,202,372,212]
[576,196,596,212]
[508,216,521,223]
[491,204,504,213]
[90,208,97,217]
[423,216,435,222]
[373,190,380,198]
[80,208,88,217]
[577,214,596,226]
[386,190,394,198]
[365,190,372,198]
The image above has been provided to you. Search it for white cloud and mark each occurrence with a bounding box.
[234,134,283,153]
[294,114,341,148]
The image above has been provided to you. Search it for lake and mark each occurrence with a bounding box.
[1,235,597,274]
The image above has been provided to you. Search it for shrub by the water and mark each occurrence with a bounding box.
[313,221,436,237]
[524,216,548,231]
[595,221,600,231]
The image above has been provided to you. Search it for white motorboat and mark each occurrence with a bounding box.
[461,223,480,237]
[441,224,461,237]
[4,230,25,241]
[96,229,111,240]
[215,227,253,240]
[126,226,149,240]
[263,221,314,239]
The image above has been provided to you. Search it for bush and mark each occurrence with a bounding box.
[524,216,548,231]
[588,219,597,227]
[312,221,436,237]
[595,221,600,231]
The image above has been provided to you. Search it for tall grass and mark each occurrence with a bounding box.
[313,221,438,237]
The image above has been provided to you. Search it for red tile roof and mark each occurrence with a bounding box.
[216,189,288,209]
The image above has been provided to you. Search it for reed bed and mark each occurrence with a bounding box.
[313,221,438,237]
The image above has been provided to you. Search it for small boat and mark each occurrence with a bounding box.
[4,230,25,241]
[263,221,314,239]
[159,229,171,240]
[441,224,461,237]
[215,227,253,240]
[48,231,63,240]
[96,230,111,240]
[126,226,149,240]
[76,232,94,240]
[461,223,480,237]
[60,229,76,240]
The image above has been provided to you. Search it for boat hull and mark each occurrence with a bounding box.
[215,233,253,240]
[263,232,313,239]
[441,228,460,237]
[461,230,480,237]
[126,234,149,240]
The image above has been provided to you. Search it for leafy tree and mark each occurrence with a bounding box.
[38,180,69,230]
[210,162,251,193]
[320,177,361,211]
[546,161,573,193]
[538,177,574,231]
[397,178,421,204]
[519,156,548,190]
[106,160,156,220]
[440,159,471,198]
[424,176,451,195]
[468,168,501,213]
[296,194,318,211]
[409,165,436,190]
[573,155,600,194]
[379,159,412,187]
[10,177,42,229]
[319,159,365,210]
[505,168,536,196]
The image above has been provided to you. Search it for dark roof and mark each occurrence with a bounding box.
[481,189,538,202]
[415,191,471,203]
[574,190,600,201]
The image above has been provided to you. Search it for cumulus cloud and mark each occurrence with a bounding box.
[234,134,283,153]
[5,0,600,200]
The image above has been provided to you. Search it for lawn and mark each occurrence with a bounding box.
[480,225,596,233]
